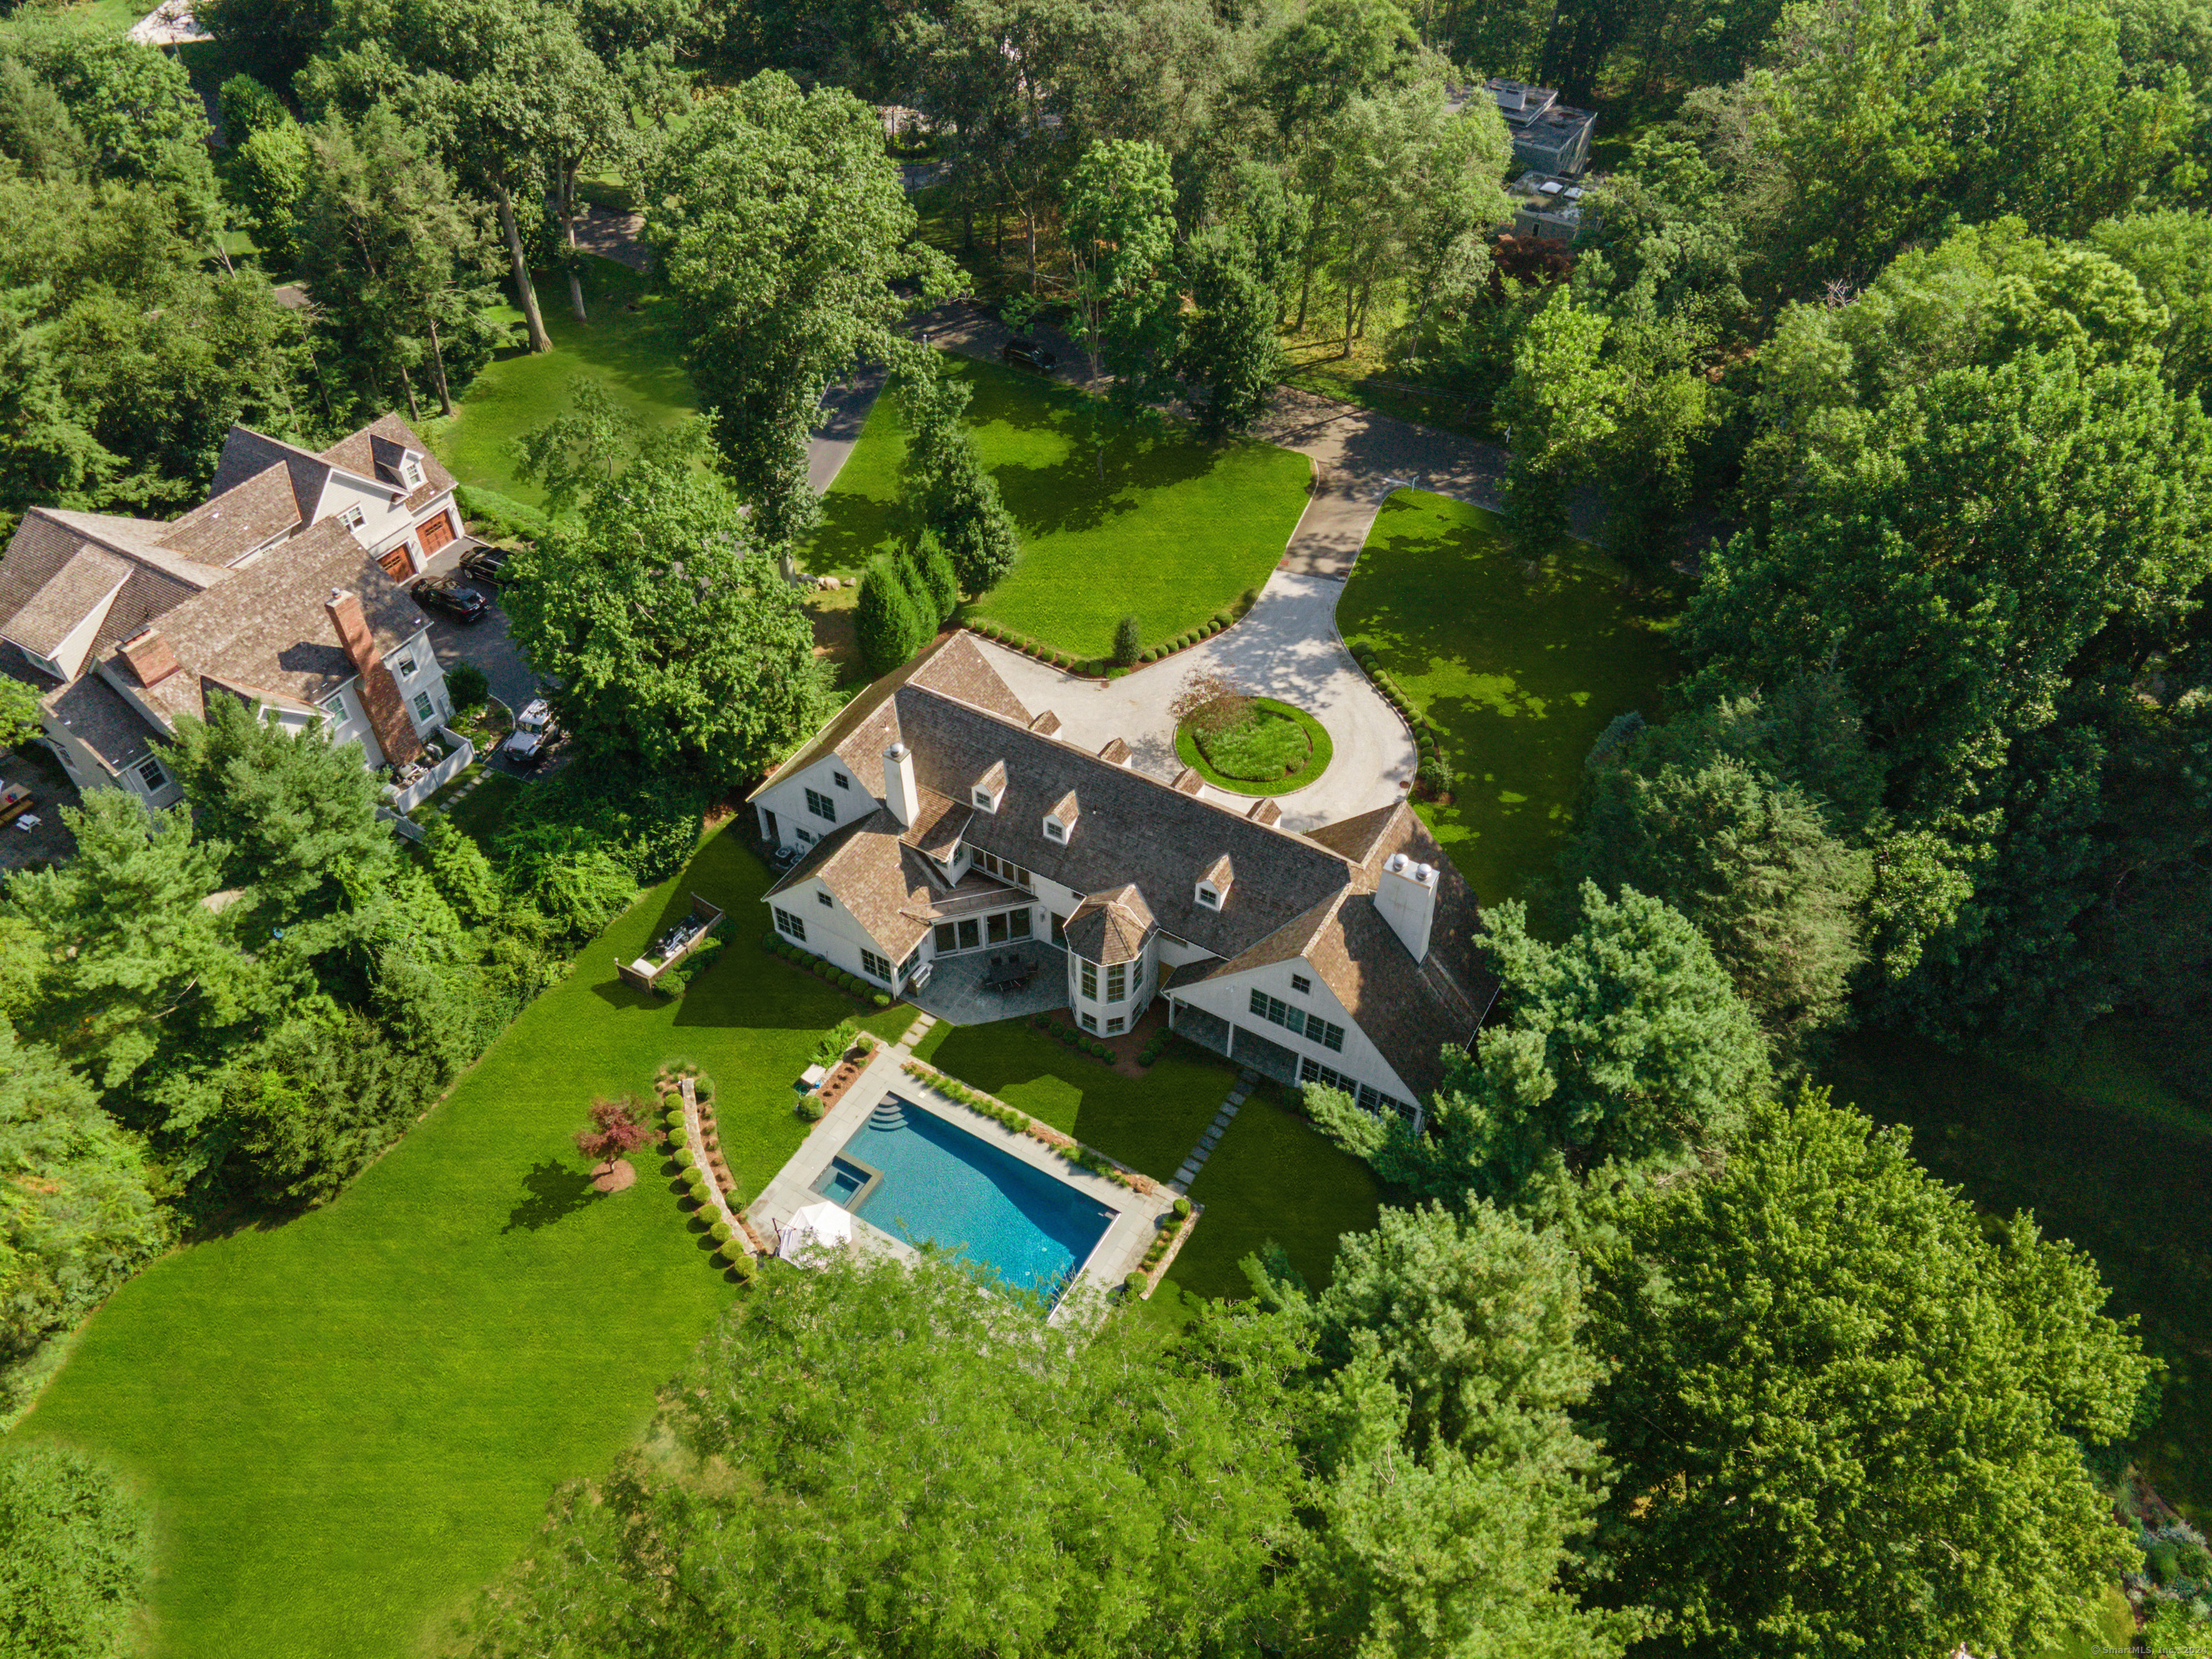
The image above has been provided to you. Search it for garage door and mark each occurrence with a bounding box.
[378,545,411,580]
[418,513,455,555]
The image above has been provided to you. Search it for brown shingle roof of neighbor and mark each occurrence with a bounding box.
[122,518,427,725]
[0,511,223,675]
[162,464,307,565]
[40,671,167,774]
[1,546,132,656]
[206,428,331,517]
[1065,885,1155,965]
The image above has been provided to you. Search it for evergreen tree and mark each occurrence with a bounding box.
[896,361,1020,595]
[0,1018,168,1367]
[855,554,924,676]
[1179,226,1284,441]
[915,536,960,622]
[0,1442,150,1659]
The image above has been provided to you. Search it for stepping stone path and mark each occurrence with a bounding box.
[894,1010,938,1053]
[1169,1067,1256,1195]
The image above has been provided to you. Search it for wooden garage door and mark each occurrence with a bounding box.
[378,545,411,580]
[418,512,455,555]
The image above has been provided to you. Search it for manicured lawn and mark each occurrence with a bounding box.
[1166,1088,1386,1303]
[1339,490,1677,907]
[443,771,526,848]
[1177,697,1334,796]
[7,830,904,1659]
[907,1018,1226,1185]
[424,261,696,508]
[804,355,1310,660]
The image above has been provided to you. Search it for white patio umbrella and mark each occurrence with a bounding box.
[778,1201,855,1264]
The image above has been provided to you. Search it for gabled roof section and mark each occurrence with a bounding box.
[1097,736,1131,765]
[1200,853,1233,890]
[974,757,1007,796]
[902,790,974,859]
[323,414,458,511]
[1028,709,1062,737]
[2,546,131,656]
[207,427,333,518]
[762,808,937,959]
[1301,802,1403,866]
[751,631,1029,804]
[0,511,223,680]
[163,464,307,565]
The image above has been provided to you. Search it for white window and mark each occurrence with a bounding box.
[860,948,892,981]
[394,649,418,679]
[134,755,167,792]
[1079,1012,1098,1032]
[320,693,347,721]
[1044,819,1065,842]
[974,788,994,809]
[413,693,433,721]
[1196,884,1220,909]
[403,458,423,488]
[805,787,837,822]
[1106,1015,1124,1035]
[338,504,366,532]
[796,827,816,845]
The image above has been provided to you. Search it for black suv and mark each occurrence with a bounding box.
[459,545,511,583]
[415,577,490,625]
[1000,337,1058,374]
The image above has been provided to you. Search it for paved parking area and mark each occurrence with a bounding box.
[419,588,539,715]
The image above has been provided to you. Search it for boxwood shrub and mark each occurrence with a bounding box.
[1123,1272,1146,1295]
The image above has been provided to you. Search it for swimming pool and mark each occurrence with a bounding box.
[811,1097,1115,1299]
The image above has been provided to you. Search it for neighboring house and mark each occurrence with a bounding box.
[1481,78,1597,177]
[752,634,1501,1126]
[1505,171,1596,243]
[0,415,464,808]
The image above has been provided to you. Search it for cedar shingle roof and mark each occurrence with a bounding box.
[1172,765,1203,795]
[0,511,223,674]
[163,464,307,564]
[1065,885,1154,965]
[1097,737,1131,765]
[2,547,132,655]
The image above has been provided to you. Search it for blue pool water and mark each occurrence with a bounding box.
[814,1097,1115,1298]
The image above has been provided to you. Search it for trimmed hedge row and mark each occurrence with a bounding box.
[760,932,895,1007]
[900,1059,1136,1191]
[964,588,1262,677]
[1352,647,1455,796]
[1138,1204,1192,1274]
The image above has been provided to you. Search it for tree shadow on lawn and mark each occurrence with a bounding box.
[503,1159,605,1233]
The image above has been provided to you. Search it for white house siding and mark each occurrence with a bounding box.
[768,871,898,987]
[754,753,868,855]
[1064,932,1159,1036]
[1170,956,1424,1115]
[383,626,451,735]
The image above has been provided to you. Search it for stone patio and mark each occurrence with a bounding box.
[908,943,1070,1026]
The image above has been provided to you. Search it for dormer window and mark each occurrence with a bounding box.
[971,759,1007,814]
[402,457,423,489]
[1195,854,1233,910]
[1043,788,1079,844]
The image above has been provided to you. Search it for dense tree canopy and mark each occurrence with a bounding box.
[0,1442,150,1659]
[1583,1089,2153,1659]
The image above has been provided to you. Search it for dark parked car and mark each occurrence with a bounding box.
[459,544,512,583]
[1000,337,1058,374]
[415,577,490,625]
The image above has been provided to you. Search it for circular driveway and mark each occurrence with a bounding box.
[968,568,1414,833]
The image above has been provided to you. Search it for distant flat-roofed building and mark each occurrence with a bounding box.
[1483,77,1598,176]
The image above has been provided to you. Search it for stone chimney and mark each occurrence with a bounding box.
[884,741,919,827]
[325,588,420,766]
[119,629,181,687]
[1376,852,1438,962]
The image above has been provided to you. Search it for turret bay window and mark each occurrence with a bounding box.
[1081,960,1098,999]
[1250,987,1344,1051]
[1107,963,1127,1002]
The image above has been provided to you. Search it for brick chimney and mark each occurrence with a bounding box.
[325,588,420,765]
[119,629,181,687]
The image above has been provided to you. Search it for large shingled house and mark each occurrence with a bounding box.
[0,415,464,807]
[750,634,1500,1126]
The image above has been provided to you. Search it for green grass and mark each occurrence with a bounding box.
[1340,491,1678,907]
[443,771,526,848]
[1166,1087,1386,1304]
[1178,698,1334,794]
[804,355,1310,660]
[424,261,696,508]
[907,1018,1226,1185]
[8,830,906,1659]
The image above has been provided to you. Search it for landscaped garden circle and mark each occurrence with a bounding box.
[1174,698,1334,796]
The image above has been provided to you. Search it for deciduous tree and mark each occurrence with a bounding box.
[0,1442,150,1659]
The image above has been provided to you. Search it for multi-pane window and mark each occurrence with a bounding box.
[1079,1012,1098,1032]
[413,693,434,720]
[395,649,418,678]
[1249,988,1343,1051]
[1044,819,1066,842]
[1290,974,1312,995]
[1298,1059,1413,1123]
[833,771,850,789]
[988,912,1009,944]
[339,504,365,531]
[898,947,922,983]
[1081,961,1099,1000]
[135,755,167,792]
[817,891,832,907]
[1106,1016,1125,1035]
[977,851,1033,889]
[796,827,816,845]
[860,949,892,981]
[804,787,836,822]
[773,907,806,942]
[935,918,983,953]
[320,693,347,722]
[1106,963,1127,1002]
